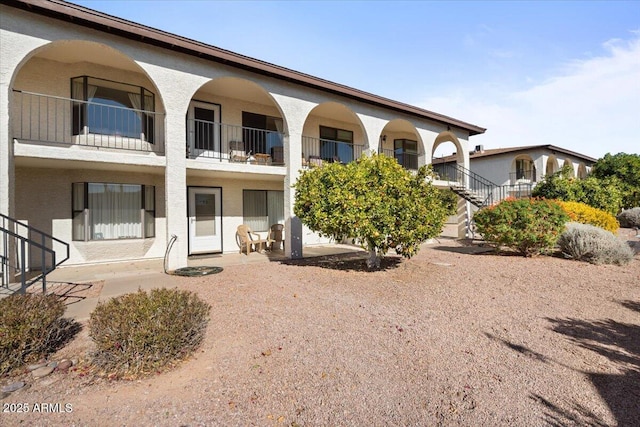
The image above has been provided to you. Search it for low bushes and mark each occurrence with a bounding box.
[0,294,79,375]
[473,198,569,256]
[555,200,619,233]
[558,222,634,265]
[617,207,640,228]
[89,288,210,379]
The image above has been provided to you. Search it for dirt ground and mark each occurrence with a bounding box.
[2,231,639,426]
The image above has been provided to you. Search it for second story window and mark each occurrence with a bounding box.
[320,126,353,163]
[71,76,155,143]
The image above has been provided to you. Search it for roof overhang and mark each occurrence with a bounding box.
[3,0,486,136]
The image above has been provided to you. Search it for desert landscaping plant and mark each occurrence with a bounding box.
[89,288,210,379]
[558,222,635,265]
[617,207,640,229]
[532,165,623,215]
[591,152,640,209]
[555,200,619,233]
[294,153,448,269]
[473,198,569,256]
[0,293,78,375]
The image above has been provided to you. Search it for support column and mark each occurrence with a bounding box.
[164,106,188,270]
[0,84,14,218]
[284,130,303,259]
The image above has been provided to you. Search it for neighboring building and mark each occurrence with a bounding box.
[466,144,596,187]
[1,0,485,273]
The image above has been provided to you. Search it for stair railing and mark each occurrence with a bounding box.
[0,213,69,293]
[437,162,499,207]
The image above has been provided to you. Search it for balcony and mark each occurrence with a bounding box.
[510,169,536,184]
[187,119,285,166]
[11,90,164,154]
[379,148,419,170]
[301,136,365,167]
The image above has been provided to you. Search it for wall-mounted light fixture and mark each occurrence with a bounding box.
[381,135,387,142]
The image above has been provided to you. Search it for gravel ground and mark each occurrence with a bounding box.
[2,231,639,427]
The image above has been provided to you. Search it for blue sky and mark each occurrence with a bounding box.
[73,0,640,159]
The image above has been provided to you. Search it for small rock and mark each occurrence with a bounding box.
[32,365,55,378]
[1,381,25,393]
[47,361,58,369]
[56,360,73,372]
[27,362,47,371]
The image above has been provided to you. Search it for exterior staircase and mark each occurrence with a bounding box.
[436,162,533,208]
[1,213,69,294]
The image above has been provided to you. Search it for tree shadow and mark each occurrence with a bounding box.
[529,393,609,427]
[544,316,640,427]
[484,333,550,363]
[619,299,640,313]
[279,252,402,272]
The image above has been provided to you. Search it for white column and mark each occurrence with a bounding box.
[0,83,13,218]
[284,129,303,259]
[164,105,188,270]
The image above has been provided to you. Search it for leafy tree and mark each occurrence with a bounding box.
[591,153,640,209]
[532,165,623,215]
[293,153,448,269]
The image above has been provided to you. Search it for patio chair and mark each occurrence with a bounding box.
[267,223,285,251]
[229,141,250,163]
[236,224,268,254]
[308,155,323,167]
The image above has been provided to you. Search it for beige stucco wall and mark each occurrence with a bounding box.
[15,167,166,265]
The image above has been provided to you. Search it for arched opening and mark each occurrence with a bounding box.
[379,119,423,170]
[431,131,464,182]
[577,163,588,179]
[301,102,366,167]
[511,155,536,184]
[563,159,575,177]
[187,77,287,165]
[545,155,559,177]
[11,40,165,153]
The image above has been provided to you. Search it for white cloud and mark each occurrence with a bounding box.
[418,34,640,159]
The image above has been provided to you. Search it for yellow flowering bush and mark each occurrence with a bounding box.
[555,201,619,233]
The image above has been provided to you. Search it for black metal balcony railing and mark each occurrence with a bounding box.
[186,120,285,165]
[301,136,365,167]
[11,90,165,154]
[510,169,536,183]
[379,148,419,170]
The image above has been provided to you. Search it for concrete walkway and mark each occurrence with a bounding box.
[6,244,366,321]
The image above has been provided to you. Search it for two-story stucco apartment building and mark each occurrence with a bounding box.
[1,0,485,273]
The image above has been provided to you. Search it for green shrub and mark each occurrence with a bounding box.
[437,188,458,216]
[555,200,619,233]
[0,294,78,375]
[89,288,210,379]
[473,198,569,256]
[533,165,623,215]
[558,222,635,265]
[617,207,640,228]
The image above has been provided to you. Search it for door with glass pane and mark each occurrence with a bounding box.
[188,187,222,254]
[187,101,221,158]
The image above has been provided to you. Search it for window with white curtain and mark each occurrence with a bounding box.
[71,76,155,142]
[242,190,284,232]
[72,182,155,241]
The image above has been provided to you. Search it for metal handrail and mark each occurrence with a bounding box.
[186,119,285,164]
[301,136,365,165]
[0,213,69,293]
[11,89,164,154]
[436,162,499,207]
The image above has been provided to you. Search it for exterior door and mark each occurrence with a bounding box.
[188,101,221,158]
[188,187,222,254]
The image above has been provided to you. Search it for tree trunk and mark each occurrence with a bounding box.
[366,248,381,270]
